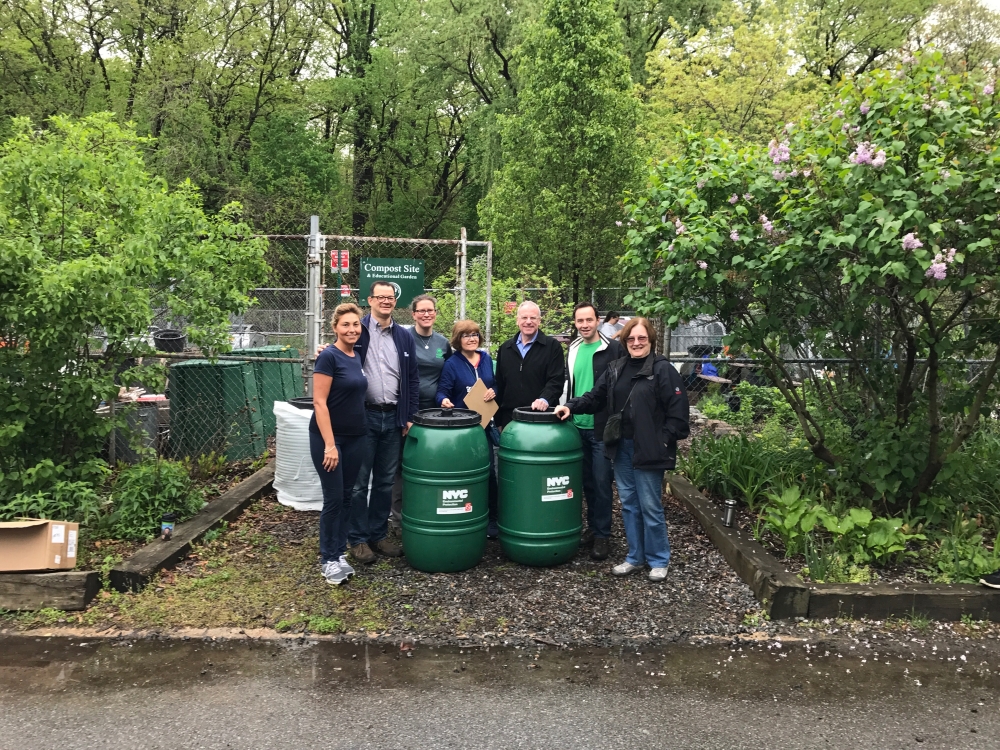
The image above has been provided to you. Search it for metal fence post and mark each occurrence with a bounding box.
[459,227,468,320]
[484,240,493,350]
[304,215,322,396]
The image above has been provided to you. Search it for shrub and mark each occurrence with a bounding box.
[109,460,205,540]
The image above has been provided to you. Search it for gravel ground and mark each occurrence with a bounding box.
[234,487,762,648]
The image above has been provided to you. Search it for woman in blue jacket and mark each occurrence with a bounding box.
[436,319,500,537]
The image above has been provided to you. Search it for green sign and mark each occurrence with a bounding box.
[359,258,425,306]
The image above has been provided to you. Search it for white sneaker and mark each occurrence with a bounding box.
[648,565,669,582]
[322,560,348,585]
[612,561,642,576]
[338,555,355,578]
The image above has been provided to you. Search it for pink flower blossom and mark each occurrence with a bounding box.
[785,122,795,132]
[743,193,753,201]
[790,169,799,177]
[674,218,686,235]
[925,249,957,280]
[730,230,740,241]
[834,109,845,119]
[760,215,774,233]
[985,82,995,96]
[860,101,871,115]
[773,169,788,180]
[729,194,739,204]
[872,150,887,168]
[922,102,932,111]
[936,100,949,109]
[803,170,812,177]
[768,139,791,164]
[941,169,951,179]
[615,221,623,226]
[902,233,923,250]
[697,261,708,270]
[697,179,706,189]
[849,142,882,166]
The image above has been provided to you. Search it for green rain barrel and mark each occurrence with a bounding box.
[498,407,583,566]
[402,408,491,573]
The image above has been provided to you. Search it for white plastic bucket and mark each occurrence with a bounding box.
[273,401,323,511]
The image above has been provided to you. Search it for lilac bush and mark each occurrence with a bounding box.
[623,52,1000,510]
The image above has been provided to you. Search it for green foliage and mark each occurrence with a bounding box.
[480,0,642,298]
[0,475,104,525]
[0,115,266,515]
[109,460,205,540]
[626,51,1000,511]
[698,382,795,430]
[762,486,826,557]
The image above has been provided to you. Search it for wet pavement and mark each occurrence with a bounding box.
[2,636,1000,748]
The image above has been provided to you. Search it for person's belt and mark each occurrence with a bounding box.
[365,402,398,412]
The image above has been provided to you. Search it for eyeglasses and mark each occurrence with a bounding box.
[461,332,481,339]
[625,336,649,344]
[370,295,396,302]
[414,308,436,315]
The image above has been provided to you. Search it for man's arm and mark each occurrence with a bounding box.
[494,343,506,407]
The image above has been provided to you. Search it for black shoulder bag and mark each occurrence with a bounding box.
[602,378,637,447]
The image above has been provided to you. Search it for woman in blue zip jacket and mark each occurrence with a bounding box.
[436,319,501,538]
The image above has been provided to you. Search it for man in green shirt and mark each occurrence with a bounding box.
[564,303,624,560]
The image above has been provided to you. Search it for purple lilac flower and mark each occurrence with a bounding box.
[803,170,812,177]
[697,179,706,189]
[785,122,795,132]
[985,82,995,96]
[860,101,871,115]
[615,220,622,226]
[768,139,791,164]
[936,100,949,109]
[941,169,951,179]
[730,230,740,241]
[902,52,916,65]
[872,150,887,168]
[790,169,799,177]
[902,233,923,251]
[922,102,932,111]
[760,215,774,233]
[729,194,739,204]
[849,142,876,165]
[697,261,708,270]
[834,109,845,119]
[743,193,753,201]
[925,248,957,280]
[674,218,686,234]
[773,169,788,180]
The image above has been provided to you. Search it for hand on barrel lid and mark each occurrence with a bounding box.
[553,405,571,421]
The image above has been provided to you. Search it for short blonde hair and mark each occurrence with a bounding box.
[619,317,657,352]
[331,302,363,329]
[450,319,482,351]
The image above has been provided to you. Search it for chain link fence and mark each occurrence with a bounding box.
[107,350,305,464]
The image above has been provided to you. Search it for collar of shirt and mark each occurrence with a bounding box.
[369,316,394,334]
[516,331,539,358]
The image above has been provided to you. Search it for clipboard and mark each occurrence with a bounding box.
[464,377,498,429]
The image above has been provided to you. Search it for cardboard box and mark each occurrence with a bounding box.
[0,519,79,572]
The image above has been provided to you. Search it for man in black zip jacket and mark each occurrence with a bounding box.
[494,301,565,428]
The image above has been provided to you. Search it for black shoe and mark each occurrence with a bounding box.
[980,569,1000,588]
[487,520,499,539]
[581,528,595,546]
[590,537,610,561]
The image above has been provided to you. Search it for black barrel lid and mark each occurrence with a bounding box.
[412,407,483,428]
[512,407,562,424]
[288,397,314,410]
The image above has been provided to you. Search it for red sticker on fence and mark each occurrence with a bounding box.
[331,250,350,270]
[340,284,351,297]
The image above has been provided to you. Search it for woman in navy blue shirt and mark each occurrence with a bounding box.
[310,302,368,585]
[436,319,500,536]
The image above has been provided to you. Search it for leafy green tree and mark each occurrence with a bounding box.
[0,114,267,507]
[644,2,820,153]
[480,0,642,301]
[624,52,1000,511]
[918,0,1000,72]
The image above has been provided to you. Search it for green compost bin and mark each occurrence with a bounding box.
[498,407,583,566]
[168,360,266,460]
[401,408,491,573]
[236,345,304,437]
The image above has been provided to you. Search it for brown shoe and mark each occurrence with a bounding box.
[374,538,403,557]
[591,537,610,561]
[349,543,377,565]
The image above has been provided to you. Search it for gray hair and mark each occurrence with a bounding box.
[517,300,541,316]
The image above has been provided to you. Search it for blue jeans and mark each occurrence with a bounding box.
[348,409,402,547]
[578,428,613,538]
[309,430,365,563]
[613,439,670,568]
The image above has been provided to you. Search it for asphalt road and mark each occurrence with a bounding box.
[2,635,999,749]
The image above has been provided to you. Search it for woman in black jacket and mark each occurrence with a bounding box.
[554,317,689,582]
